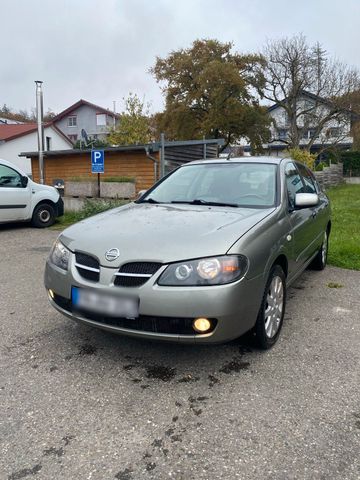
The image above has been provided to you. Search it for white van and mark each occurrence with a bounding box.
[0,158,63,227]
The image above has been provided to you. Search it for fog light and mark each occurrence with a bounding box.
[193,317,211,333]
[48,289,55,299]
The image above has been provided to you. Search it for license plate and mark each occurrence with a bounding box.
[72,287,139,319]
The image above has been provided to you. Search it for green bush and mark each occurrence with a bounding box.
[341,151,360,176]
[315,162,327,172]
[79,199,124,218]
[54,199,128,228]
[101,176,135,183]
[288,148,317,170]
[68,176,96,182]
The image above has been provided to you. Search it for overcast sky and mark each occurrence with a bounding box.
[1,0,360,115]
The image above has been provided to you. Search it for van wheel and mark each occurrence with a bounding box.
[255,265,286,349]
[31,203,55,228]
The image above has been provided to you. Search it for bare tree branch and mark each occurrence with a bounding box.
[258,34,360,151]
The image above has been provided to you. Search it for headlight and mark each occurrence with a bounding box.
[49,239,70,271]
[158,255,248,286]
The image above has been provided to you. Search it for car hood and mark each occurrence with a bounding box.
[60,203,275,266]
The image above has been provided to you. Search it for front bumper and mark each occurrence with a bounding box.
[45,258,264,344]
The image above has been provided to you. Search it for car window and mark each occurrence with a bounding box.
[296,163,317,194]
[142,163,277,208]
[0,164,22,188]
[285,162,304,209]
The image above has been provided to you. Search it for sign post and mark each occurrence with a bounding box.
[91,150,104,198]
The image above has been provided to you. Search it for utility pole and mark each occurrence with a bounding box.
[35,81,45,184]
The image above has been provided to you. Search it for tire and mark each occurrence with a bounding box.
[31,203,56,228]
[310,230,328,271]
[255,265,286,349]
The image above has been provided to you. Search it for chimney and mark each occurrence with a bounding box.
[35,80,45,184]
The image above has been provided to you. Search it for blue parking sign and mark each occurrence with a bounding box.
[91,150,104,173]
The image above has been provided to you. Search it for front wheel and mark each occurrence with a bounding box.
[31,203,56,228]
[255,265,286,349]
[310,230,328,270]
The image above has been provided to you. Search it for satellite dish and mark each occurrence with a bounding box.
[81,129,89,142]
[80,128,95,148]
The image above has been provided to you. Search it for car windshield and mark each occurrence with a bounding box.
[140,162,277,208]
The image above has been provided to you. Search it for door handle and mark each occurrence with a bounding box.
[312,211,317,218]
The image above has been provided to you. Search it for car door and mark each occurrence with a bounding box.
[284,161,319,277]
[296,162,329,245]
[0,163,31,222]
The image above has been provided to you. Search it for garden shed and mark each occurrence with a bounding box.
[21,139,224,196]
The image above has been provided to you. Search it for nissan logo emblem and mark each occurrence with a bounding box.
[105,248,120,261]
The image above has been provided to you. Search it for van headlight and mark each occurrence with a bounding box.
[49,239,70,271]
[158,255,248,286]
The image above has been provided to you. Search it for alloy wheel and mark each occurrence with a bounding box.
[264,275,284,338]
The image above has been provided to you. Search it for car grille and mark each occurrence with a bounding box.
[114,262,162,288]
[51,293,217,335]
[75,252,100,282]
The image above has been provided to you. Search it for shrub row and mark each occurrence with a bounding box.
[340,151,360,176]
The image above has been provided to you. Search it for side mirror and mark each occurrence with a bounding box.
[295,193,319,208]
[21,175,29,188]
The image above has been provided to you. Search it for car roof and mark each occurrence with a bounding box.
[184,156,289,166]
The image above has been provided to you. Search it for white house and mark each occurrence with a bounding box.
[0,117,24,125]
[0,123,72,174]
[264,91,354,157]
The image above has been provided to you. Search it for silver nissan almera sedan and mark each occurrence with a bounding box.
[45,157,330,348]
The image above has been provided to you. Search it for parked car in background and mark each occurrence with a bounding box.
[0,158,63,227]
[45,156,330,348]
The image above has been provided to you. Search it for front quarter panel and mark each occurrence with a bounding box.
[227,205,292,291]
[29,180,60,214]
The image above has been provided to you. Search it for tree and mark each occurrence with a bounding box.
[342,89,360,114]
[150,39,270,151]
[259,34,360,150]
[340,89,360,149]
[44,108,57,122]
[108,93,152,145]
[0,104,58,123]
[1,104,11,115]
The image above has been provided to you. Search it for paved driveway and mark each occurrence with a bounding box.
[1,225,359,480]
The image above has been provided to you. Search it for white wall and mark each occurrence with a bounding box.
[0,126,71,174]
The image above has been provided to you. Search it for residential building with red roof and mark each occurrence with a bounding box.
[0,123,73,173]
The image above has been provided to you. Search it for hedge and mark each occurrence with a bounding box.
[340,151,360,176]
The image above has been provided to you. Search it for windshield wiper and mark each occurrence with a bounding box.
[140,197,162,204]
[171,199,238,208]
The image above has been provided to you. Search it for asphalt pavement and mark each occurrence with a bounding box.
[0,225,359,480]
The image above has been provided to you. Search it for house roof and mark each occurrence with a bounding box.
[49,124,74,146]
[267,89,359,118]
[20,139,224,158]
[0,123,38,141]
[52,99,120,122]
[268,90,323,112]
[0,123,73,146]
